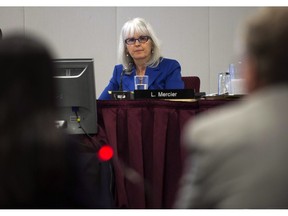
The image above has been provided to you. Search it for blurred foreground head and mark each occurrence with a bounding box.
[0,34,78,208]
[0,34,56,112]
[243,7,288,92]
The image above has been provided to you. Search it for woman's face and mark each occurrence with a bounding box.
[125,33,153,64]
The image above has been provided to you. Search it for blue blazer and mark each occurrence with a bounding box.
[98,58,184,100]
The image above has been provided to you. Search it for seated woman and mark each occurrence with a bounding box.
[99,17,184,100]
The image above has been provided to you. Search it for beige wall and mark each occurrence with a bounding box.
[0,7,258,97]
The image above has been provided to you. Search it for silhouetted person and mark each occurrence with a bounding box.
[175,7,288,209]
[0,34,82,208]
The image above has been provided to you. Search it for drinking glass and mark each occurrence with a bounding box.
[134,75,148,90]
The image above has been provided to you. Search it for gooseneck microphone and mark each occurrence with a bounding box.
[119,63,133,91]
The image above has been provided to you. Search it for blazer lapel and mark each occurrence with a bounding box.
[146,66,160,88]
[122,68,136,91]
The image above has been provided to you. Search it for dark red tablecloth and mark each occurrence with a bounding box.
[84,99,238,208]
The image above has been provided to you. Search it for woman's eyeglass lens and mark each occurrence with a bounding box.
[125,36,150,45]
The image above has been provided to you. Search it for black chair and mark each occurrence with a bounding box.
[182,76,200,93]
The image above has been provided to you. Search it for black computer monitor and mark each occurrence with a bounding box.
[53,58,97,135]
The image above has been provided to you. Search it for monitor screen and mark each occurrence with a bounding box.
[53,58,97,135]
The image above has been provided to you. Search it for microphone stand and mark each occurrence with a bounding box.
[113,63,133,99]
[119,66,133,91]
[119,70,124,91]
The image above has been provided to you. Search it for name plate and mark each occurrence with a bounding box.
[134,89,195,99]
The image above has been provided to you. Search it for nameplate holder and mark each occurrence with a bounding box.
[109,91,134,100]
[134,89,195,99]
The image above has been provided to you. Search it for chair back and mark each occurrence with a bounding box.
[182,76,200,93]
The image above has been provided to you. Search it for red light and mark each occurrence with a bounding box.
[98,145,114,161]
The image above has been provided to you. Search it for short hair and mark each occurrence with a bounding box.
[0,34,78,208]
[118,17,162,69]
[244,7,288,85]
[0,34,56,111]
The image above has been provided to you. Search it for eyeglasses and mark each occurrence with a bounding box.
[125,36,151,45]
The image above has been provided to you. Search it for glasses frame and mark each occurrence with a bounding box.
[125,36,151,45]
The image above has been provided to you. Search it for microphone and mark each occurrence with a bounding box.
[119,63,133,91]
